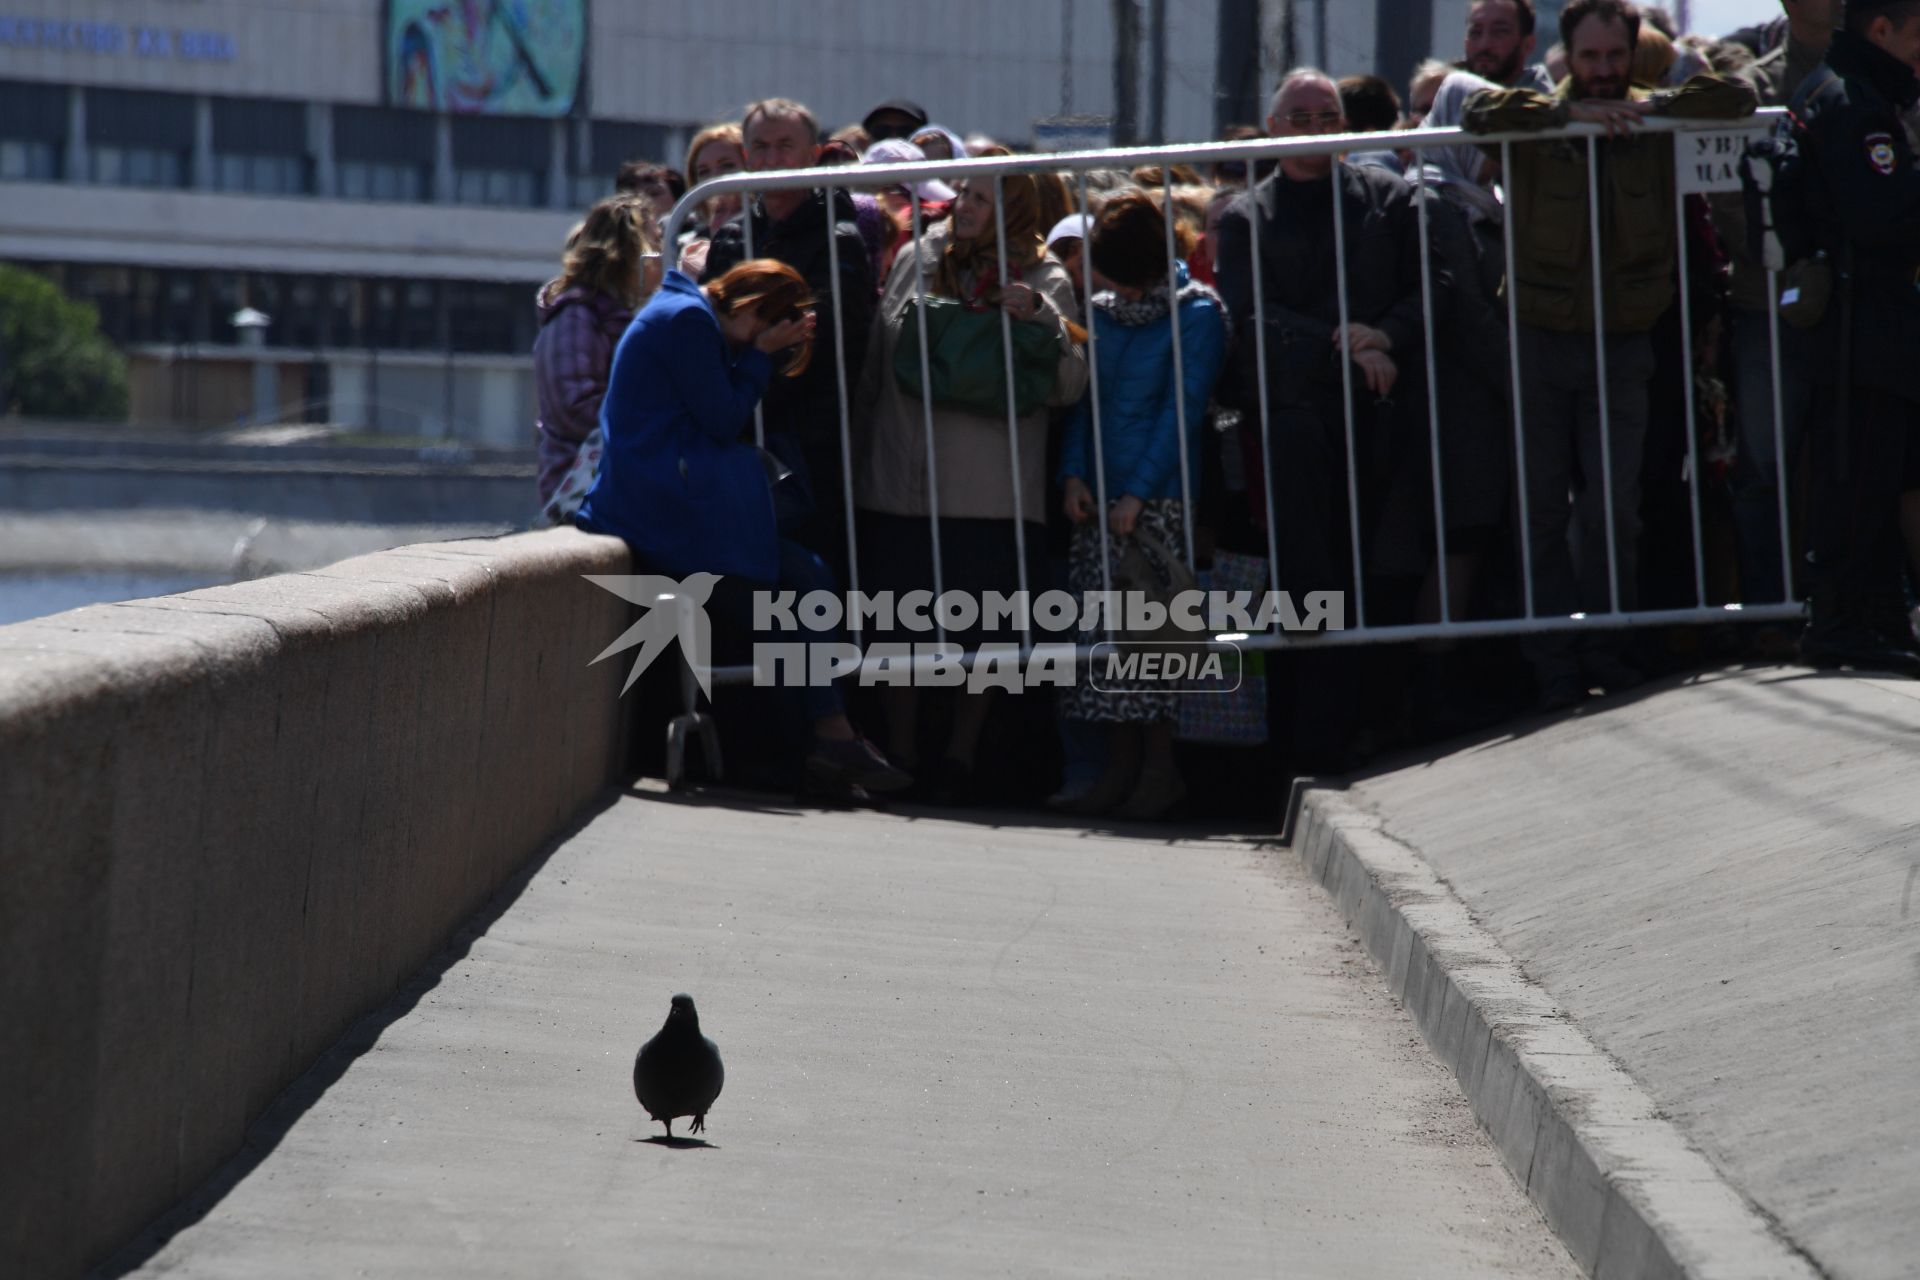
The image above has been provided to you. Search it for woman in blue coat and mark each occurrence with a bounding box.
[578,259,907,794]
[1055,191,1229,820]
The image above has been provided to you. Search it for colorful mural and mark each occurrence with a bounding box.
[386,0,585,117]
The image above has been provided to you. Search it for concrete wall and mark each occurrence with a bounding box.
[0,528,636,1277]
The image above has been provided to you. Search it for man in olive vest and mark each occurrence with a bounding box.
[1463,0,1755,709]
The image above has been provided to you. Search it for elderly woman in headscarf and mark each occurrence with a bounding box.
[909,124,970,163]
[1400,69,1516,708]
[852,171,1089,803]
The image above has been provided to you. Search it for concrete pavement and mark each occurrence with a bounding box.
[1335,665,1920,1280]
[109,787,1574,1278]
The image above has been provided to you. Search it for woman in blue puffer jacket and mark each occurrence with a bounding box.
[1055,190,1229,821]
[577,259,908,795]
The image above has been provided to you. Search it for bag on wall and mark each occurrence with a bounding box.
[1176,550,1270,747]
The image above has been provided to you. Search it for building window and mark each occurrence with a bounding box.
[327,276,368,346]
[66,264,134,343]
[452,115,551,209]
[0,138,57,180]
[337,160,426,203]
[86,86,193,190]
[210,96,311,196]
[335,104,434,204]
[455,167,542,208]
[281,275,322,349]
[448,281,522,354]
[0,79,66,181]
[205,271,244,344]
[90,144,187,188]
[215,153,310,196]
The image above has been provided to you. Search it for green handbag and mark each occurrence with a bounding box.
[893,295,1061,418]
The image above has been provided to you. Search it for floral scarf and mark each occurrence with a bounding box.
[933,173,1046,305]
[1093,268,1229,342]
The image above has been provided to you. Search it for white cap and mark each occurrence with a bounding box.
[860,138,956,204]
[1046,213,1093,248]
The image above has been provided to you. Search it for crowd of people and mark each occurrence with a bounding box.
[530,0,1920,815]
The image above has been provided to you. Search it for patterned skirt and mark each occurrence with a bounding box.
[1058,498,1185,725]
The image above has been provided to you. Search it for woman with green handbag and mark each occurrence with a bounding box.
[852,172,1089,803]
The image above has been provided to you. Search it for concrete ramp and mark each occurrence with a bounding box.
[1334,667,1920,1280]
[107,790,1574,1278]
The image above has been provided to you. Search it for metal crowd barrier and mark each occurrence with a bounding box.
[648,111,1794,726]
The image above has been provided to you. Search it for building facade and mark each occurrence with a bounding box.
[3,0,1524,442]
[0,0,1224,443]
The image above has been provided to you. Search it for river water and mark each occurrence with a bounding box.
[0,571,227,628]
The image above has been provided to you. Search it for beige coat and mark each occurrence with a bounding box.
[854,223,1088,522]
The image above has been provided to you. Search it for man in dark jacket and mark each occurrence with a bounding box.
[1214,68,1426,602]
[701,98,875,566]
[1462,0,1755,707]
[1212,67,1426,768]
[1795,0,1920,675]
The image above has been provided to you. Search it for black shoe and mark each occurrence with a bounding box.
[927,757,980,807]
[1799,625,1920,677]
[1581,650,1644,696]
[1534,675,1589,712]
[1531,651,1590,713]
[804,736,915,793]
[1865,590,1920,661]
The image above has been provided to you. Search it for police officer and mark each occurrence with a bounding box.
[1797,0,1920,675]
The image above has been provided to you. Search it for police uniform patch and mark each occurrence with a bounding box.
[1865,132,1896,176]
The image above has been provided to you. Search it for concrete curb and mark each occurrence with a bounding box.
[1284,790,1821,1280]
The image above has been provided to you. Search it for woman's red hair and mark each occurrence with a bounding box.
[706,259,815,377]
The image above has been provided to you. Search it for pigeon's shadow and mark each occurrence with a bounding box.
[638,1136,718,1150]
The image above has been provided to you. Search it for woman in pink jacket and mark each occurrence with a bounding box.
[532,193,661,526]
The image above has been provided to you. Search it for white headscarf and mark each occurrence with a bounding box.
[910,124,970,164]
[1415,70,1505,226]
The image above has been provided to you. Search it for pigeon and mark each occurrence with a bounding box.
[634,993,724,1138]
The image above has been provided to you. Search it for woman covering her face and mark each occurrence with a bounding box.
[575,259,909,795]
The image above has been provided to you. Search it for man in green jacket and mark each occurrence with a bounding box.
[1462,0,1756,709]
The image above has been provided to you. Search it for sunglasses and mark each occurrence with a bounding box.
[1284,110,1343,128]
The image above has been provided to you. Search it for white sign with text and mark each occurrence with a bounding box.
[1676,126,1769,195]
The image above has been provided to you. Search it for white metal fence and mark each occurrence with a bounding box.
[652,110,1795,697]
